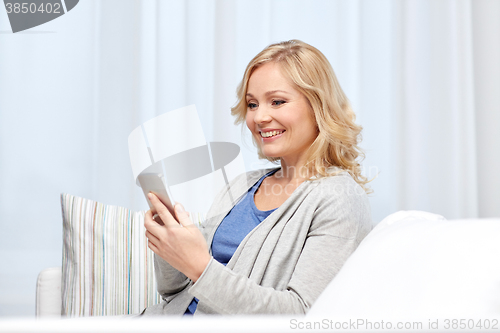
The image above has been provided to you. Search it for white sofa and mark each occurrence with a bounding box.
[36,266,62,317]
[35,208,500,324]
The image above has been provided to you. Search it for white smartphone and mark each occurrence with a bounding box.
[137,173,175,225]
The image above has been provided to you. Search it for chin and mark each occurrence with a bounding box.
[261,151,281,159]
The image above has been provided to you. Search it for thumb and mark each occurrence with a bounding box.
[174,203,193,227]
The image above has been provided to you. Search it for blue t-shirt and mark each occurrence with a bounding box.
[184,169,278,315]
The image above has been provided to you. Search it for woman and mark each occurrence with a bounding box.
[142,40,372,315]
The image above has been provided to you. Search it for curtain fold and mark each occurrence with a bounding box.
[394,0,479,219]
[472,0,500,218]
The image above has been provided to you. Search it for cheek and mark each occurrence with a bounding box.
[307,120,319,140]
[245,113,254,132]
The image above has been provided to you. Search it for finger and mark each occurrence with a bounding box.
[174,203,194,228]
[145,230,160,246]
[147,239,159,254]
[148,193,169,217]
[145,209,164,226]
[148,193,178,227]
[144,215,164,235]
[144,211,158,229]
[152,213,164,225]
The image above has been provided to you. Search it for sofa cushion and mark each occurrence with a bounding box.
[309,211,500,317]
[61,193,161,316]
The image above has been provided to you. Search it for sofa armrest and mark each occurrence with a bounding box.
[36,267,62,317]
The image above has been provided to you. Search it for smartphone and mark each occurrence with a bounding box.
[137,173,175,225]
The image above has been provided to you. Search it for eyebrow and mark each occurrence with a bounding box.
[246,90,291,98]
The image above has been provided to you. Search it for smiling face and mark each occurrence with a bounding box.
[245,62,318,167]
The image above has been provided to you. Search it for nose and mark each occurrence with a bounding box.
[253,105,272,125]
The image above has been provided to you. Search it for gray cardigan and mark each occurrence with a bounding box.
[143,167,372,315]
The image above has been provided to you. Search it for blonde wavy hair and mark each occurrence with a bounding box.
[231,40,371,193]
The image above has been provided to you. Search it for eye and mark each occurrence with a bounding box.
[247,102,258,110]
[272,100,286,106]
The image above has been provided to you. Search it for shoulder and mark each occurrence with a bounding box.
[305,171,372,239]
[309,169,367,201]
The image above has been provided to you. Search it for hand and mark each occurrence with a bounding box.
[144,193,211,282]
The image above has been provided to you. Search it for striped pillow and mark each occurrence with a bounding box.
[61,193,160,316]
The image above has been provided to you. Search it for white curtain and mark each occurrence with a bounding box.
[0,0,498,316]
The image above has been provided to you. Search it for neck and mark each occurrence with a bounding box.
[275,158,312,183]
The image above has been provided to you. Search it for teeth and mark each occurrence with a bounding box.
[261,130,283,138]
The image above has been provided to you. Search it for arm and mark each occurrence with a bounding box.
[191,235,361,314]
[153,254,190,300]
